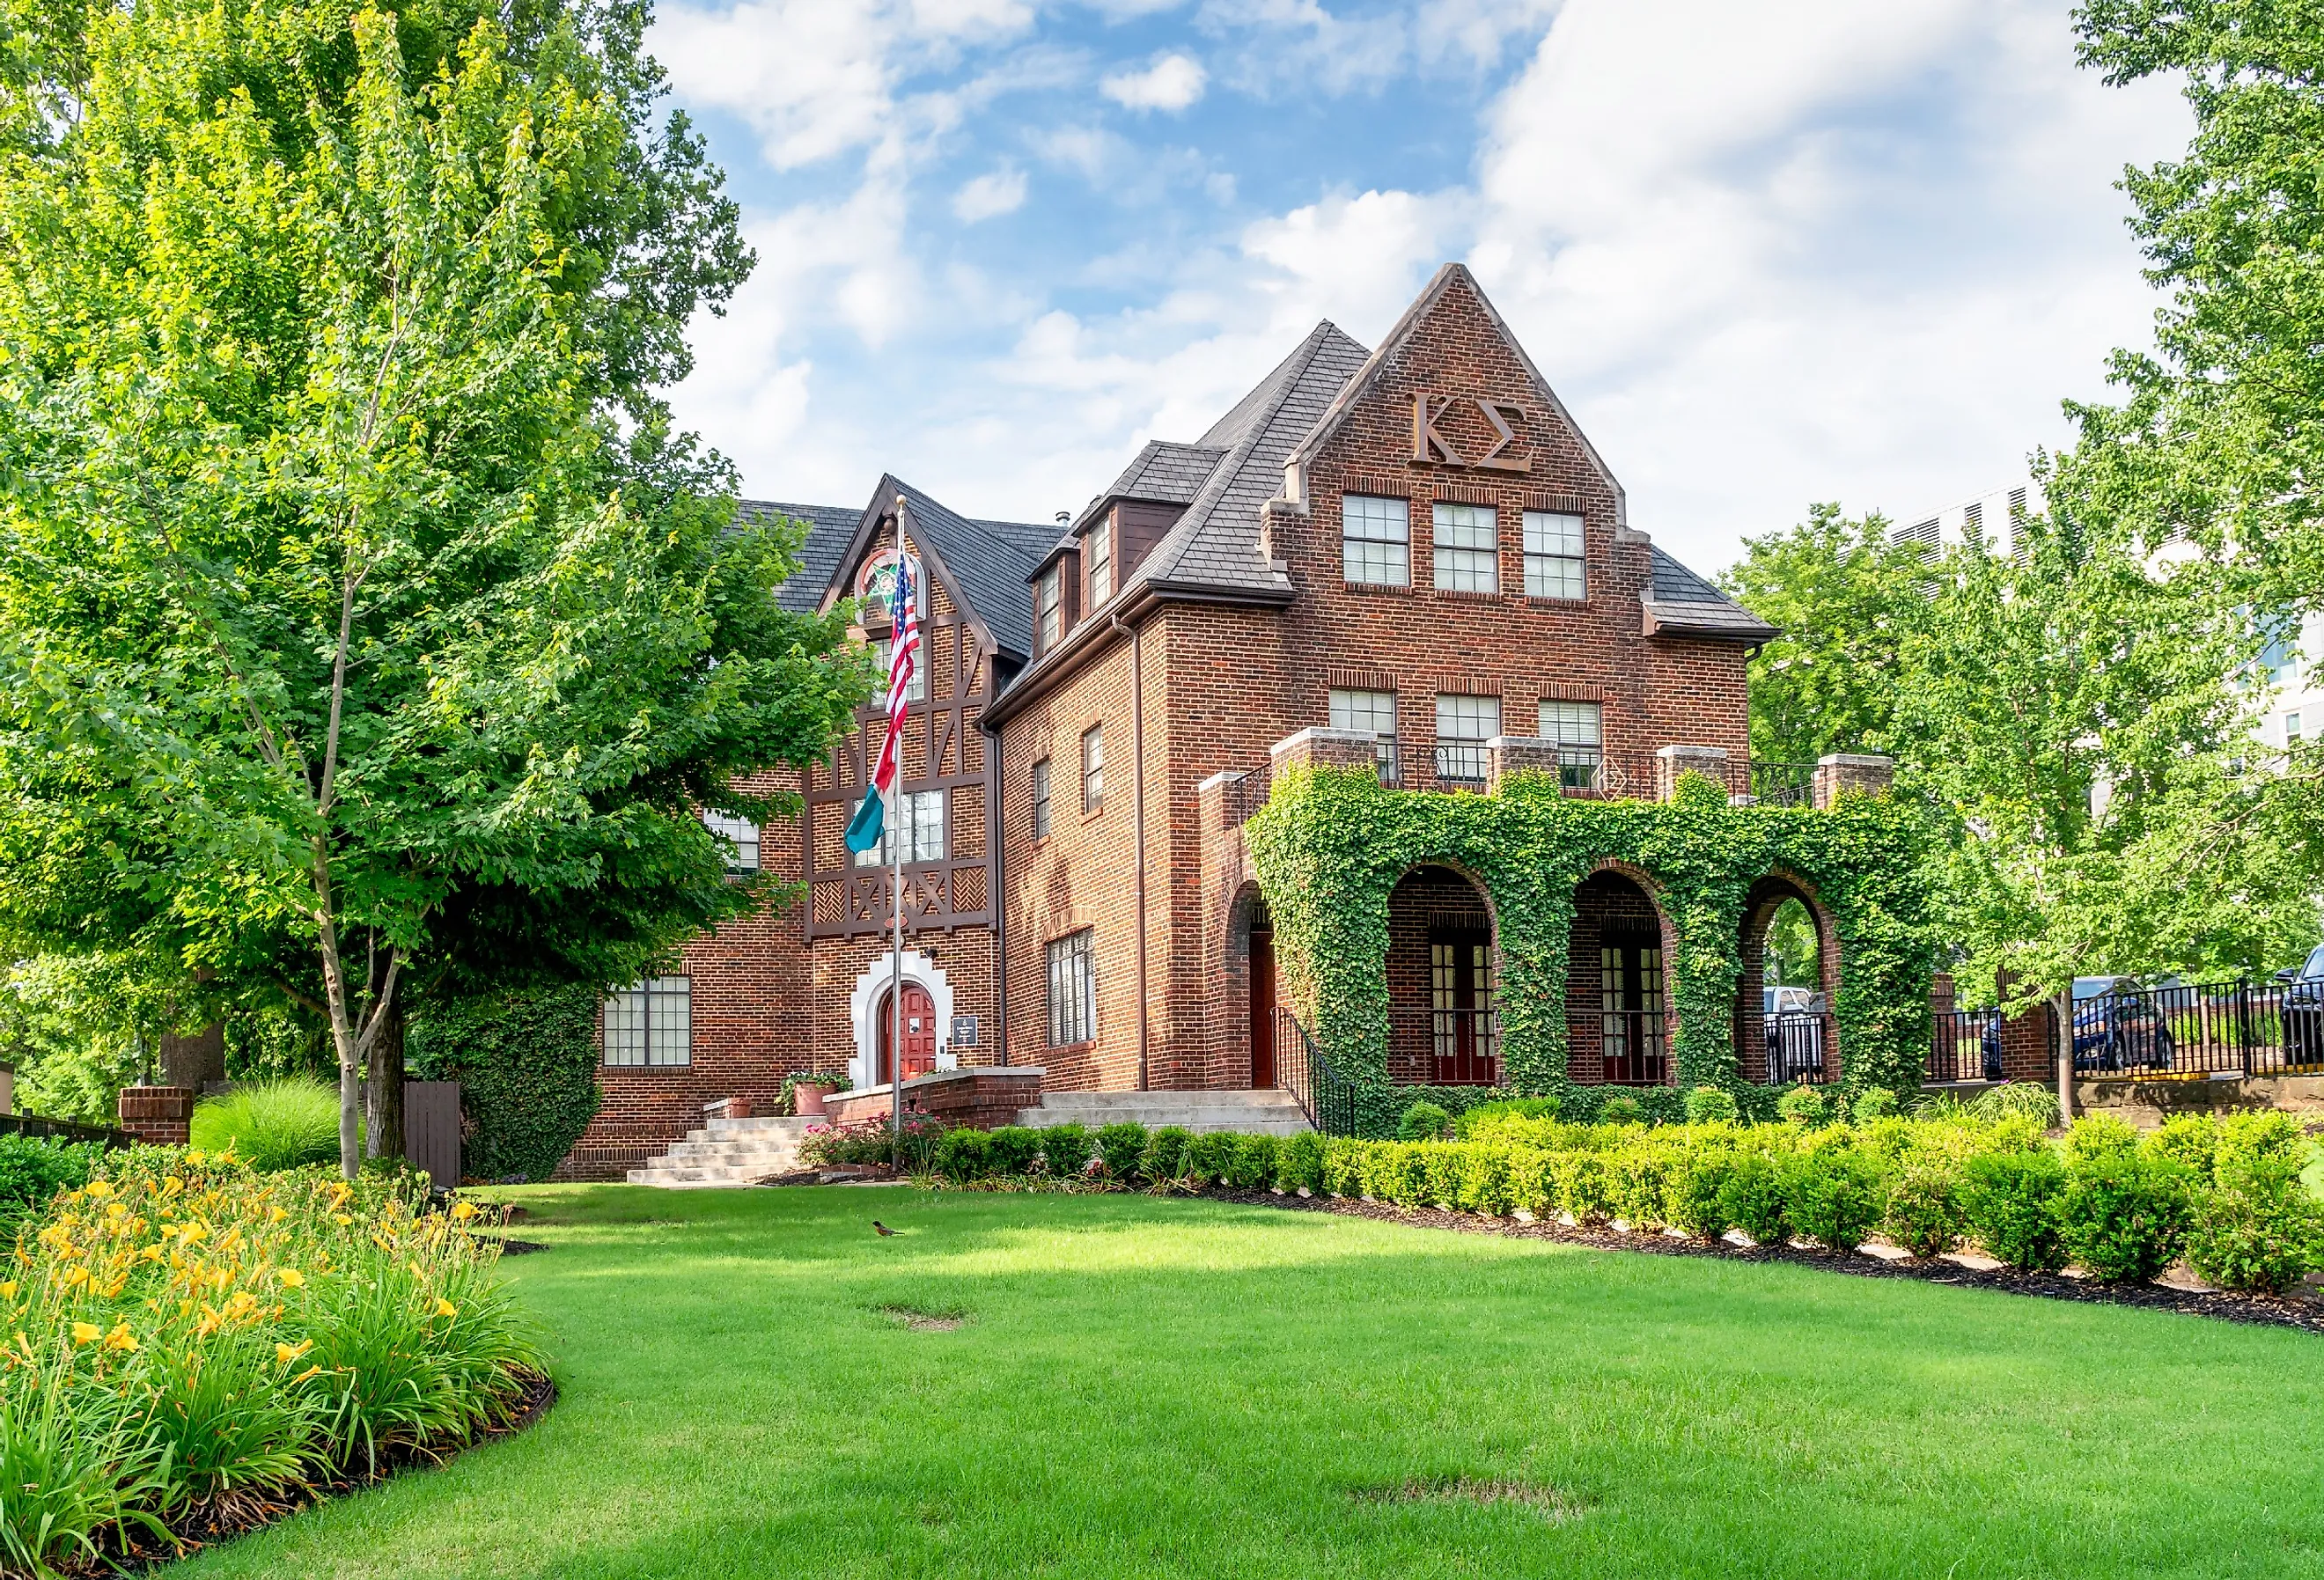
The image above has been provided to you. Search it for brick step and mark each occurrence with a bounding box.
[1016,1089,1311,1135]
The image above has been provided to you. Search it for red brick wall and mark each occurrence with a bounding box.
[119,1086,194,1147]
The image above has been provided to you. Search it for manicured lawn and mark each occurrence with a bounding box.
[179,1187,2321,1578]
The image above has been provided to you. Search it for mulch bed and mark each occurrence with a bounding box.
[78,1370,558,1576]
[1212,1189,2324,1335]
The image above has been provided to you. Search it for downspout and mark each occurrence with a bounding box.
[991,682,1006,1067]
[1112,612,1149,1091]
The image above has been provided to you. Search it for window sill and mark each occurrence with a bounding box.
[1342,577,1416,596]
[1080,803,1105,824]
[1520,593,1590,607]
[1430,584,1506,602]
[1046,1038,1098,1055]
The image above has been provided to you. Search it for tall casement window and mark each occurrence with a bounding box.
[1522,511,1586,600]
[1538,700,1604,790]
[1082,724,1105,812]
[853,789,945,866]
[604,977,691,1067]
[871,636,926,704]
[1086,523,1113,608]
[1048,930,1096,1047]
[1329,687,1399,782]
[1031,758,1053,838]
[1341,495,1410,586]
[1434,693,1500,784]
[702,811,760,875]
[1432,503,1498,593]
[1035,567,1063,650]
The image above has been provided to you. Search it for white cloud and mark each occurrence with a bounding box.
[1100,51,1209,112]
[953,165,1029,221]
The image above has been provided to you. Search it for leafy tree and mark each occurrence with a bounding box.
[0,1,860,1176]
[1719,504,1932,763]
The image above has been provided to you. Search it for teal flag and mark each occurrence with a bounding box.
[843,791,885,855]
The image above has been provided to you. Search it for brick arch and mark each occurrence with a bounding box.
[1224,880,1272,1091]
[1386,863,1500,1085]
[1566,862,1680,1086]
[1734,871,1842,1084]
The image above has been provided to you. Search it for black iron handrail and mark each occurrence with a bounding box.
[1273,1006,1358,1135]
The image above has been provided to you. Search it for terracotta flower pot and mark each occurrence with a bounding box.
[791,1082,832,1117]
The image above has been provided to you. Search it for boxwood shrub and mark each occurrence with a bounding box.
[1959,1150,2069,1272]
[2055,1151,2193,1282]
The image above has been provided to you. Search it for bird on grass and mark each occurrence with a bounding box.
[873,1221,896,1237]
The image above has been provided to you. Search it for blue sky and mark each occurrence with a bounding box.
[649,0,2191,573]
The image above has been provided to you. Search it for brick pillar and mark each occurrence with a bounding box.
[1482,735,1563,795]
[1931,972,1956,1020]
[1992,971,2055,1084]
[119,1086,195,1146]
[1813,753,1894,808]
[1654,744,1730,801]
[1268,726,1383,776]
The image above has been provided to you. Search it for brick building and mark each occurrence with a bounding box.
[565,263,1801,1176]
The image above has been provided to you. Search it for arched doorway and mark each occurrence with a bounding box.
[1566,871,1670,1086]
[1737,877,1837,1084]
[878,981,938,1084]
[1386,865,1497,1085]
[1248,900,1276,1089]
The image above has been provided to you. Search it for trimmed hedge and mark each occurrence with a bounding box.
[406,985,602,1184]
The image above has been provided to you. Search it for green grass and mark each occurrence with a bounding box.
[178,1187,2322,1578]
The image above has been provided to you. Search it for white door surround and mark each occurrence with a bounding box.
[848,951,954,1088]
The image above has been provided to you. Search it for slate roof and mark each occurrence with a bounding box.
[1090,440,1229,513]
[886,477,1058,662]
[738,499,859,614]
[1644,547,1777,641]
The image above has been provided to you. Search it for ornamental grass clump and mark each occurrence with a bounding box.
[0,1149,542,1576]
[188,1081,341,1172]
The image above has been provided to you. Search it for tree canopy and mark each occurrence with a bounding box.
[0,0,862,1171]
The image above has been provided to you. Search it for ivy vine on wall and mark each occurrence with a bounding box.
[1247,765,1935,1134]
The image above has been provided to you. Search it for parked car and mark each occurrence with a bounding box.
[2070,976,2175,1073]
[1764,985,1827,1082]
[2278,945,2324,1067]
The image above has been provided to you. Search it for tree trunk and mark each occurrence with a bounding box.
[366,995,405,1168]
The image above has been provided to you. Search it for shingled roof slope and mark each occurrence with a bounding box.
[1646,547,1777,640]
[739,499,860,614]
[1093,440,1229,512]
[887,478,1057,661]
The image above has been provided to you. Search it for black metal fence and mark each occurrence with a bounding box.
[1923,979,2324,1084]
[1215,746,1829,818]
[0,1112,129,1149]
[1274,1006,1359,1135]
[1387,1006,1500,1086]
[1766,1013,1833,1084]
[1927,1008,2004,1084]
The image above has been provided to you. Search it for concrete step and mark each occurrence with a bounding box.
[629,1114,814,1189]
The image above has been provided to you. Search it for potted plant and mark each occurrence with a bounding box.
[783,1070,852,1117]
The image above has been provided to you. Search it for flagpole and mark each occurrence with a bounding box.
[890,511,909,1175]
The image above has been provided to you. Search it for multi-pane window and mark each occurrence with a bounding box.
[1329,687,1399,781]
[1434,694,1500,784]
[604,976,691,1067]
[1032,758,1053,838]
[2290,712,2305,745]
[1342,495,1411,586]
[1048,930,1096,1047]
[1538,700,1603,791]
[871,636,925,704]
[1432,503,1498,593]
[702,811,760,875]
[853,789,945,867]
[1087,524,1112,608]
[1082,724,1105,812]
[1036,568,1063,650]
[1522,511,1586,600]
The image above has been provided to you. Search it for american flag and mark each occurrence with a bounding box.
[867,550,920,803]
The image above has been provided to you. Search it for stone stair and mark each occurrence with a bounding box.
[1014,1089,1311,1136]
[627,1116,814,1188]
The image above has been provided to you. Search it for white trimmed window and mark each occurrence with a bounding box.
[1539,700,1603,790]
[1036,567,1062,650]
[1329,688,1398,778]
[702,811,760,875]
[1048,930,1096,1047]
[871,636,925,704]
[1082,724,1105,812]
[853,789,945,867]
[1032,758,1053,838]
[1433,503,1498,593]
[1523,511,1586,600]
[1434,694,1500,784]
[1342,495,1410,586]
[1087,524,1113,608]
[604,977,690,1067]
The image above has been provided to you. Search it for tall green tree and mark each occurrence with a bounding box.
[0,1,859,1175]
[1719,503,1931,763]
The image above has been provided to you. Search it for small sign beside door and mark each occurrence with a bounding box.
[952,1015,979,1047]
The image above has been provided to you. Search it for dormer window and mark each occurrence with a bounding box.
[1036,567,1063,651]
[1087,521,1113,608]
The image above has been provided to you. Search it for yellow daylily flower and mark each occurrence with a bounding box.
[435,1297,458,1319]
[333,1214,352,1227]
[276,1339,313,1365]
[70,1321,99,1345]
[186,1150,204,1165]
[0,1281,13,1300]
[450,1201,477,1222]
[84,1179,111,1199]
[277,1268,305,1289]
[102,1324,137,1353]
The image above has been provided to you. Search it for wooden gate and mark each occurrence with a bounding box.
[403,1081,462,1187]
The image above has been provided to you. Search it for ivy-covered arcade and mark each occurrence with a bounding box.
[1237,734,1934,1135]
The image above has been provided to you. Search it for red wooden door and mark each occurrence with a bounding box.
[1250,926,1276,1088]
[879,983,938,1084]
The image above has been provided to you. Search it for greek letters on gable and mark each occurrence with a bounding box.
[1408,393,1533,474]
